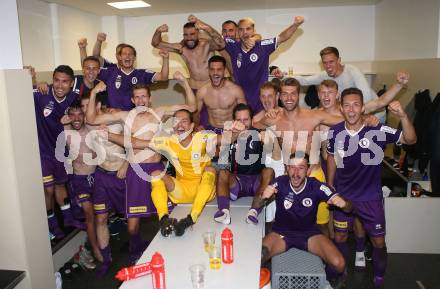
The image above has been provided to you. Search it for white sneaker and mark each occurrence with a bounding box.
[355,251,366,270]
[214,209,231,225]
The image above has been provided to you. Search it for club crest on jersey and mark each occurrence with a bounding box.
[115,75,122,89]
[132,77,138,84]
[302,198,313,207]
[250,53,258,62]
[284,199,293,209]
[43,101,54,117]
[359,138,370,148]
[192,152,200,160]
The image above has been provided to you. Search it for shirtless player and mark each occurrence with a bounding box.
[86,71,196,264]
[152,14,225,91]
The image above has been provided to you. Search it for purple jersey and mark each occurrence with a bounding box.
[327,121,402,201]
[272,176,336,237]
[98,66,156,110]
[225,37,277,113]
[72,75,100,99]
[33,86,78,158]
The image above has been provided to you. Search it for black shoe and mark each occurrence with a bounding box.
[174,214,194,236]
[159,215,177,237]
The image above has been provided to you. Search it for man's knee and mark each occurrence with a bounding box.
[370,236,386,248]
[96,214,108,227]
[334,232,348,243]
[330,254,346,273]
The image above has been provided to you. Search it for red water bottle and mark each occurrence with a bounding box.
[151,252,166,289]
[221,228,234,264]
[115,262,151,281]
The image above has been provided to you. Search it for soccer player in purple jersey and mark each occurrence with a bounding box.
[32,65,83,239]
[92,32,124,68]
[327,88,416,288]
[258,152,350,286]
[317,73,409,269]
[223,16,304,113]
[97,42,169,110]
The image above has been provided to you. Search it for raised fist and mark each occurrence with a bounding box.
[388,100,406,118]
[156,24,169,33]
[78,38,88,48]
[396,71,409,85]
[97,32,107,42]
[187,14,198,23]
[92,81,107,94]
[294,16,305,26]
[173,71,186,82]
[159,49,169,58]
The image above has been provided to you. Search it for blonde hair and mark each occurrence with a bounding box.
[238,17,255,28]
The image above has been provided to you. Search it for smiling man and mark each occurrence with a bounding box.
[195,55,246,133]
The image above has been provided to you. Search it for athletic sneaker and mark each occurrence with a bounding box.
[246,209,259,225]
[159,215,177,237]
[174,214,194,236]
[74,251,96,270]
[355,251,366,271]
[214,209,231,225]
[78,245,94,263]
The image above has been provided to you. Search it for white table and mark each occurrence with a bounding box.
[120,197,265,289]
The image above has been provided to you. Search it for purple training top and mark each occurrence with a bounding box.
[225,37,277,113]
[272,176,336,237]
[33,86,79,158]
[327,121,402,201]
[98,66,156,110]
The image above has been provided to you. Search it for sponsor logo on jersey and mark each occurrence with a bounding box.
[250,53,258,62]
[380,125,397,134]
[115,75,122,89]
[132,76,138,84]
[320,184,333,196]
[43,101,54,117]
[192,152,200,160]
[302,198,313,207]
[261,38,274,46]
[359,137,370,148]
[284,199,293,209]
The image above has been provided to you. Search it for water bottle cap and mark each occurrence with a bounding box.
[151,252,164,265]
[221,228,233,237]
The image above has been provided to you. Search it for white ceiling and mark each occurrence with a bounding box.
[43,0,380,17]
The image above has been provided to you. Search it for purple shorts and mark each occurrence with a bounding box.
[70,174,94,205]
[40,156,68,188]
[126,162,165,218]
[274,230,321,252]
[204,124,224,135]
[230,174,261,200]
[333,199,386,237]
[93,167,126,215]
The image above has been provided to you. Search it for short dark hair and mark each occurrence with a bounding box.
[320,46,340,58]
[183,22,196,29]
[208,55,226,67]
[68,99,82,114]
[222,20,238,27]
[174,109,193,123]
[288,151,310,166]
[280,77,301,93]
[53,65,74,80]
[340,87,364,104]
[233,103,253,120]
[118,44,137,57]
[82,56,100,67]
[132,83,151,98]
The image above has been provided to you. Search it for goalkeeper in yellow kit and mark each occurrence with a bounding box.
[106,108,229,236]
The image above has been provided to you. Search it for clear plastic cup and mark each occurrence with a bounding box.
[208,246,222,270]
[202,231,216,252]
[189,264,206,289]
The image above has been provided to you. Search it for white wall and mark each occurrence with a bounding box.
[18,0,102,71]
[0,0,23,69]
[375,0,440,60]
[122,6,376,73]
